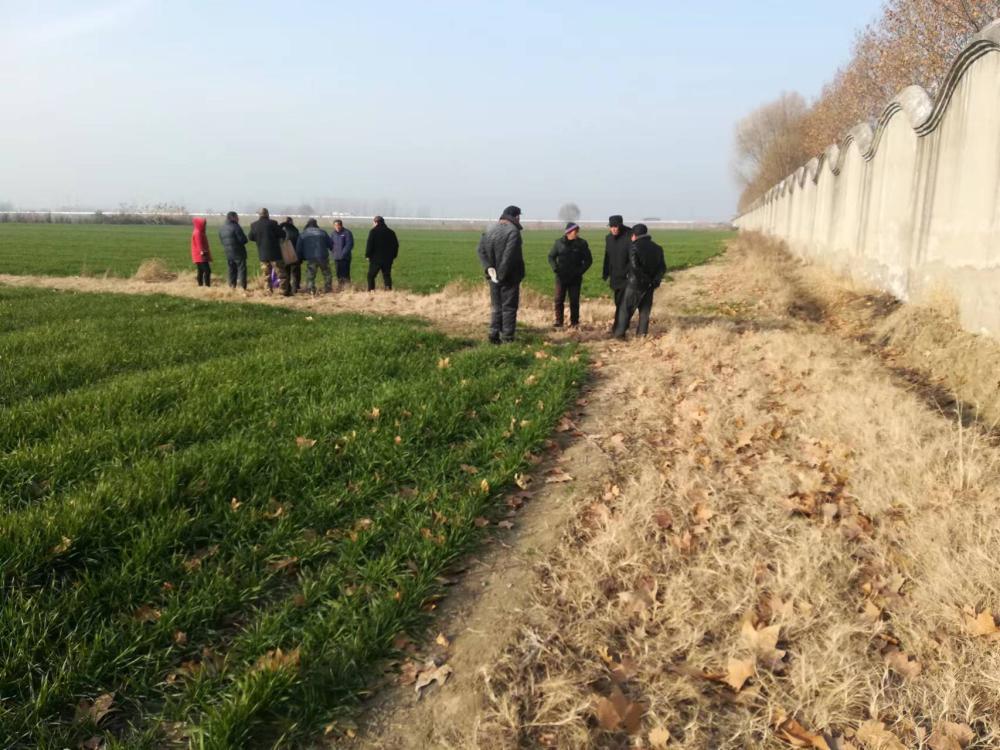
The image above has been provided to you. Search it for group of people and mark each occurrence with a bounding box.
[477,207,667,342]
[190,205,666,340]
[189,209,398,295]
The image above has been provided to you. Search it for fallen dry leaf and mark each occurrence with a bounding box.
[460,464,479,475]
[74,692,115,726]
[593,685,645,735]
[480,479,491,494]
[79,737,105,750]
[133,605,162,624]
[437,357,451,369]
[964,609,999,638]
[725,657,755,691]
[773,712,830,749]
[182,544,220,573]
[545,469,574,484]
[254,646,301,673]
[173,630,188,646]
[497,520,514,530]
[856,721,907,750]
[230,497,241,511]
[51,536,72,555]
[473,517,490,528]
[267,556,299,573]
[927,722,974,750]
[883,648,922,681]
[295,436,317,449]
[653,510,674,530]
[398,661,420,686]
[415,663,453,697]
[741,619,786,669]
[649,726,671,748]
[514,473,531,489]
[435,633,451,649]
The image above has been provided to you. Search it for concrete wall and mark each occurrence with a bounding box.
[736,20,1000,336]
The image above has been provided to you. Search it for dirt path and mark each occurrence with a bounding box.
[8,241,1000,749]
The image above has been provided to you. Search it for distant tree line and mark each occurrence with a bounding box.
[734,0,1000,211]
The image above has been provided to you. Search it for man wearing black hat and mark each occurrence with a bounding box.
[548,222,592,328]
[476,205,525,343]
[612,223,666,339]
[365,215,399,291]
[603,215,632,327]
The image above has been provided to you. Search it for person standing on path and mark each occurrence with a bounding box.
[249,208,290,296]
[190,216,212,287]
[218,211,249,290]
[280,217,302,294]
[331,219,354,290]
[548,222,592,328]
[365,215,399,291]
[603,215,632,328]
[296,218,334,294]
[476,205,525,344]
[612,223,666,339]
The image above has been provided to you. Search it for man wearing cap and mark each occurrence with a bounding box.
[603,215,632,327]
[612,223,666,339]
[547,222,593,328]
[476,205,525,343]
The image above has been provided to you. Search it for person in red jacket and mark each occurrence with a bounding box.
[190,216,213,287]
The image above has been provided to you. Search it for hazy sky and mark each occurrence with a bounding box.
[1,0,883,219]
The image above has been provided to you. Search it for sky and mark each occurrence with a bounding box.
[0,0,884,220]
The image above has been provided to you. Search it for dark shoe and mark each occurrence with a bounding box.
[488,336,501,345]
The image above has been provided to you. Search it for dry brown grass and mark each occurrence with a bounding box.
[132,258,178,282]
[462,237,1000,749]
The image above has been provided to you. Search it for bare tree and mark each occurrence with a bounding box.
[557,203,581,222]
[732,92,811,210]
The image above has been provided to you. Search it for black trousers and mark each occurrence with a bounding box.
[613,286,655,337]
[554,279,582,326]
[612,287,626,327]
[196,262,211,287]
[489,281,520,342]
[335,258,351,283]
[367,260,393,290]
[226,255,247,289]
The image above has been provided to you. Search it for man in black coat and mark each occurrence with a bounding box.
[547,222,593,328]
[612,223,667,339]
[477,205,525,343]
[218,211,249,290]
[248,208,290,296]
[365,215,399,291]
[603,215,632,328]
[280,217,302,294]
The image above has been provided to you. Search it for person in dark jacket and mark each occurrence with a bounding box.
[365,215,399,291]
[280,217,302,294]
[296,218,333,294]
[190,217,212,287]
[218,211,249,290]
[612,223,667,339]
[603,215,632,327]
[548,222,593,328]
[249,208,290,296]
[477,205,525,343]
[331,219,354,289]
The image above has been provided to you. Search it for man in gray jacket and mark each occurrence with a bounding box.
[477,205,525,343]
[218,211,249,290]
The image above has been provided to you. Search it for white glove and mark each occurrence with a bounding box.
[487,267,498,284]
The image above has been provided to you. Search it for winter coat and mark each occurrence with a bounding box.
[548,236,593,284]
[280,221,300,260]
[218,218,248,260]
[366,222,399,265]
[190,217,212,263]
[602,226,632,291]
[331,228,354,261]
[626,235,667,291]
[296,226,333,262]
[249,216,285,262]
[477,217,525,285]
